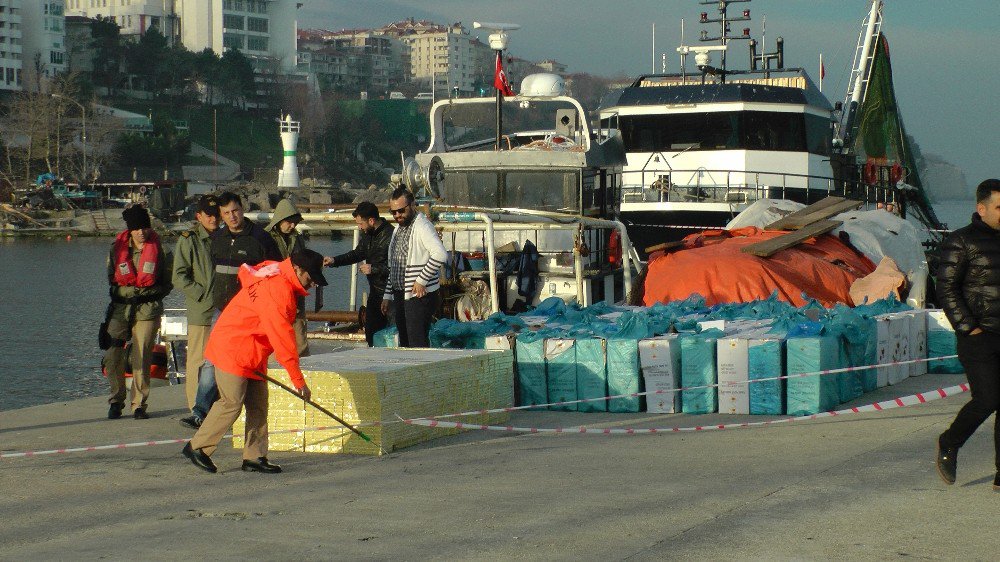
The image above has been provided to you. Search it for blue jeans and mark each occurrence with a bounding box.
[191,359,217,420]
[191,310,221,419]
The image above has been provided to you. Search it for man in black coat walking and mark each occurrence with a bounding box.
[324,202,393,346]
[935,178,1000,491]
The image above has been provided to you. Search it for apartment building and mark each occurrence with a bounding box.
[19,1,66,85]
[65,0,299,73]
[0,0,23,91]
[378,19,492,95]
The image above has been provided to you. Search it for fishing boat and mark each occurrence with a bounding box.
[598,0,943,256]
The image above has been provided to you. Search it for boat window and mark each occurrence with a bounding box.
[441,170,582,212]
[615,111,830,156]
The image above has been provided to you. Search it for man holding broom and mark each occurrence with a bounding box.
[182,249,327,474]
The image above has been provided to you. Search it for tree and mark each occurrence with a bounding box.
[91,17,125,96]
[218,49,257,108]
[125,27,170,91]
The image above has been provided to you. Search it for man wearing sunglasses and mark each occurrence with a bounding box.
[380,187,447,347]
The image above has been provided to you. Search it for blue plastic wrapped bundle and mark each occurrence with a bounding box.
[748,338,785,415]
[515,335,548,407]
[825,306,868,402]
[372,326,399,348]
[544,339,578,411]
[680,330,723,414]
[576,338,608,412]
[607,338,641,413]
[927,330,963,374]
[786,336,842,416]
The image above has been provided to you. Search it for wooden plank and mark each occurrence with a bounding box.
[765,196,845,229]
[766,197,861,231]
[742,219,842,257]
[644,240,686,254]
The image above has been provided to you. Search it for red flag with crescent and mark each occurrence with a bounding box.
[494,52,514,96]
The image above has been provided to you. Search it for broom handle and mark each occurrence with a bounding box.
[259,373,374,443]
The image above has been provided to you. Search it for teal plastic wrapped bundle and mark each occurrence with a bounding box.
[544,339,578,411]
[373,326,398,348]
[607,338,641,413]
[927,331,963,374]
[576,338,608,412]
[748,338,785,415]
[515,336,548,407]
[786,336,841,415]
[680,331,721,414]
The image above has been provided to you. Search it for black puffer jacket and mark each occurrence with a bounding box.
[330,218,393,296]
[936,213,1000,336]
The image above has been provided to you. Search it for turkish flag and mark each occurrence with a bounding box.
[494,52,514,96]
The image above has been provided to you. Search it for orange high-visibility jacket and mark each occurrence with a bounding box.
[204,259,309,389]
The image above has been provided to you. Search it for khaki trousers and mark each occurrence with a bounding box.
[189,369,268,460]
[104,317,159,410]
[184,324,211,410]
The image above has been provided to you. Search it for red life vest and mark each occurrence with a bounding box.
[112,230,162,287]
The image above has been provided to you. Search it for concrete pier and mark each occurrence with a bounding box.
[1,372,995,559]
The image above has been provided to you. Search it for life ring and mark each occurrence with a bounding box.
[890,163,904,184]
[608,229,622,265]
[863,161,878,184]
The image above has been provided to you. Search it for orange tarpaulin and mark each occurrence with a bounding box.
[642,227,877,308]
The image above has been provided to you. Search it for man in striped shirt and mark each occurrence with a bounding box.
[380,187,447,347]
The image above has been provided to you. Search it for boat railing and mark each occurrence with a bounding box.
[620,168,897,208]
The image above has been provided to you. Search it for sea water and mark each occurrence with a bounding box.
[0,234,354,410]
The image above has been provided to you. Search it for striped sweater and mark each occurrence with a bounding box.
[385,212,447,300]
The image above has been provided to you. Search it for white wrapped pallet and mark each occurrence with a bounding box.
[638,335,681,414]
[717,338,750,414]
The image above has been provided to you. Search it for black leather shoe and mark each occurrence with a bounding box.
[133,407,150,420]
[108,403,123,420]
[936,441,958,485]
[179,415,202,429]
[241,457,282,474]
[993,472,999,491]
[182,443,218,474]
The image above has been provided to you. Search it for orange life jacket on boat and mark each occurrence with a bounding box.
[112,230,162,287]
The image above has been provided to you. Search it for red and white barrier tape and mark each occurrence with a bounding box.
[401,383,971,435]
[0,355,963,460]
[405,354,961,423]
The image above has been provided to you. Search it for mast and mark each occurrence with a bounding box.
[839,1,883,147]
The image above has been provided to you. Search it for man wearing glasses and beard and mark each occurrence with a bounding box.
[380,187,447,348]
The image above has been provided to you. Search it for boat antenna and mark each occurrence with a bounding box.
[696,0,752,82]
[473,21,520,152]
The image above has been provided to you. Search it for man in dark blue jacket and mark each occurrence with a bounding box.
[324,201,392,346]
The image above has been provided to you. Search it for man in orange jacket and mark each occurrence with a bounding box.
[182,250,327,474]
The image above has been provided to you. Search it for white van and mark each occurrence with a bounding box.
[414,92,433,101]
[388,91,406,100]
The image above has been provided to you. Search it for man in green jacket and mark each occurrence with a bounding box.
[171,194,220,411]
[103,206,172,420]
[267,198,310,355]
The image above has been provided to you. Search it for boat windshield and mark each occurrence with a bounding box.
[441,100,582,150]
[610,111,831,155]
[440,169,594,213]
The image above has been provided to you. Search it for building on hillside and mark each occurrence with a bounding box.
[65,0,299,73]
[20,1,66,85]
[536,59,567,75]
[377,19,492,95]
[64,16,96,74]
[0,0,24,91]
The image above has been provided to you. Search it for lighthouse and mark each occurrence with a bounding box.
[277,114,300,188]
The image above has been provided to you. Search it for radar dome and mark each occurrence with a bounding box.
[519,73,565,97]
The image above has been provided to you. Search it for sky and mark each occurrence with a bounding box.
[298,1,999,194]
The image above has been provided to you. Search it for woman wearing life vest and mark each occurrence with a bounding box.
[103,205,172,420]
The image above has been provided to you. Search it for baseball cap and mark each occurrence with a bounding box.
[290,249,329,287]
[197,194,220,217]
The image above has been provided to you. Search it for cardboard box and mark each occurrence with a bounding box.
[926,309,953,331]
[874,314,907,387]
[717,338,750,414]
[233,348,514,455]
[886,312,911,385]
[906,310,928,377]
[607,339,641,413]
[576,338,608,413]
[748,338,785,415]
[544,339,578,411]
[639,335,681,414]
[680,334,718,414]
[786,336,841,416]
